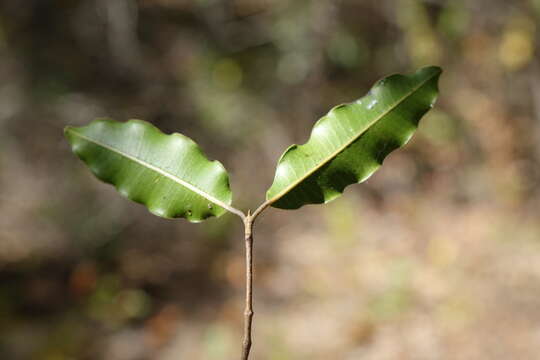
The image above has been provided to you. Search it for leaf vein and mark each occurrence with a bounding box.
[68,130,239,215]
[267,71,438,205]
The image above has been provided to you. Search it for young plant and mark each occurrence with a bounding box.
[65,66,441,359]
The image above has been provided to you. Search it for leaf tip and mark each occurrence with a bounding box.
[417,65,443,79]
[63,125,74,136]
[63,126,79,148]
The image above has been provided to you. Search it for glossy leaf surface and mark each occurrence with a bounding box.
[65,119,234,221]
[266,66,441,209]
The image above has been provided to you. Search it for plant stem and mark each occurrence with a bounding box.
[251,200,270,221]
[241,212,254,360]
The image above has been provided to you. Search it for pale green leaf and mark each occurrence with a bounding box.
[65,119,237,222]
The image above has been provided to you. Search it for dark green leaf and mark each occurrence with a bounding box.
[266,66,442,209]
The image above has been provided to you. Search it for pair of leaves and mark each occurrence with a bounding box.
[65,66,441,222]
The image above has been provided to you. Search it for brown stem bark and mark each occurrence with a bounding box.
[241,214,254,360]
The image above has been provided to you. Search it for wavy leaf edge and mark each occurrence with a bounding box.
[265,66,442,209]
[65,118,238,222]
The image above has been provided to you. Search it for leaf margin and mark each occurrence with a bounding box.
[265,66,442,209]
[65,118,243,222]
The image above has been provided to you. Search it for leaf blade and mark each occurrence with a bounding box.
[266,66,442,209]
[65,118,235,222]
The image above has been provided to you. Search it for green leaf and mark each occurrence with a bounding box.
[266,66,442,209]
[65,119,237,222]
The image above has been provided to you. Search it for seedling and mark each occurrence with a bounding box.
[65,66,441,359]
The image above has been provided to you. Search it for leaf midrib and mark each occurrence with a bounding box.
[67,129,234,212]
[267,72,438,204]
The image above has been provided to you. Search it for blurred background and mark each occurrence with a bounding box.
[1,0,540,359]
